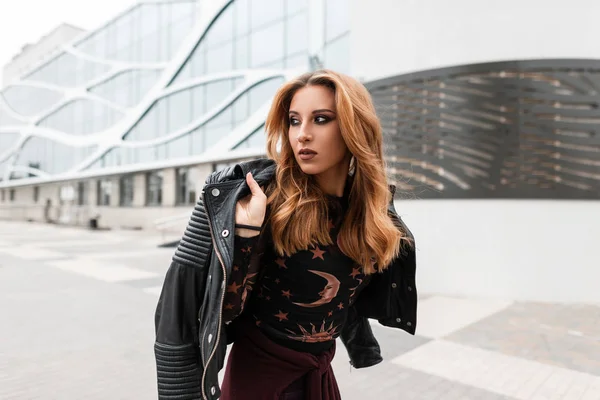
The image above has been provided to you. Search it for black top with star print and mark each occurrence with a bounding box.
[223,185,369,355]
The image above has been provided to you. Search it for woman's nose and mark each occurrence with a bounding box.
[297,125,311,143]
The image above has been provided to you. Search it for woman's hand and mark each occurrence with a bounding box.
[235,172,267,237]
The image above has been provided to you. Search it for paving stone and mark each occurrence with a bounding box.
[392,340,600,400]
[447,301,600,376]
[0,220,598,399]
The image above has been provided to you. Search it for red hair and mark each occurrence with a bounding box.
[265,70,410,274]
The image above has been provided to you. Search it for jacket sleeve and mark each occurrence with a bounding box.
[340,306,383,368]
[154,195,212,400]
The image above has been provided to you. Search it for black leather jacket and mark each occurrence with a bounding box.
[154,158,417,400]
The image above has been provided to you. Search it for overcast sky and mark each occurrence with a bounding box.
[0,0,138,85]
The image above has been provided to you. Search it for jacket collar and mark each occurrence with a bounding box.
[205,158,276,187]
[206,157,397,202]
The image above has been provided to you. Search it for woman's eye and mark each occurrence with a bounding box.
[289,117,300,126]
[315,116,329,124]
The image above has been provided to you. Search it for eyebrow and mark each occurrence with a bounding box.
[289,109,336,115]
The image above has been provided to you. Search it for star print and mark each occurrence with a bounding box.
[227,281,242,293]
[265,296,271,301]
[311,246,325,260]
[349,267,361,278]
[233,265,239,272]
[275,258,287,269]
[281,290,292,299]
[256,320,261,326]
[274,310,289,321]
[337,302,344,310]
[241,246,252,253]
[327,311,333,317]
[350,287,357,297]
[327,219,335,231]
[224,303,234,310]
[275,278,280,284]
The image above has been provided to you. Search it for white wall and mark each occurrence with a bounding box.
[351,0,600,81]
[396,199,600,303]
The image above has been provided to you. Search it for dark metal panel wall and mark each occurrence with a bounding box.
[365,60,600,199]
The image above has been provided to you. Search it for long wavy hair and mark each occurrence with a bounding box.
[265,69,410,274]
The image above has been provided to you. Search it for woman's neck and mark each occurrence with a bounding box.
[314,159,352,197]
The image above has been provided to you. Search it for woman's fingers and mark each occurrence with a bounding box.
[246,172,265,197]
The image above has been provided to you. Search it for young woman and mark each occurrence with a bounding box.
[154,70,417,400]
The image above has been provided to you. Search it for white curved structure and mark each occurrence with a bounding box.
[0,0,350,183]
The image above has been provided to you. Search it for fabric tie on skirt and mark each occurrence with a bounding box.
[220,317,341,400]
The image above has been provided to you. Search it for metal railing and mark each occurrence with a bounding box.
[153,212,191,242]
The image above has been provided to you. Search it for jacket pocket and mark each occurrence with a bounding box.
[154,342,203,399]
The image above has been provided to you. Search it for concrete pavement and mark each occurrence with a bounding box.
[1,221,599,399]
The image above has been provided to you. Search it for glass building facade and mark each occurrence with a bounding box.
[0,0,349,185]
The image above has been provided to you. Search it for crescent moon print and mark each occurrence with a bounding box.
[292,270,340,308]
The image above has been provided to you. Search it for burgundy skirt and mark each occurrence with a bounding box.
[280,375,306,400]
[220,317,341,400]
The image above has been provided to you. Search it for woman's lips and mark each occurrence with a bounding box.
[299,149,317,161]
[299,153,316,160]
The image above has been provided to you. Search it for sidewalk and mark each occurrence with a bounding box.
[0,220,598,399]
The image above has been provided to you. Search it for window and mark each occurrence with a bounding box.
[325,0,349,41]
[173,0,306,83]
[176,167,196,205]
[146,171,163,206]
[59,185,76,204]
[119,175,135,206]
[33,186,39,203]
[2,85,63,116]
[206,42,234,74]
[250,0,284,29]
[323,33,350,74]
[38,99,123,135]
[250,22,284,67]
[77,182,88,206]
[14,137,96,175]
[233,125,266,150]
[9,189,15,202]
[89,69,161,108]
[286,12,308,56]
[97,180,112,206]
[1,189,4,202]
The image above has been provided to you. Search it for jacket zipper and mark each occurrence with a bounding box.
[200,200,227,400]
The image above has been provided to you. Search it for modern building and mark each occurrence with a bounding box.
[2,23,87,87]
[0,0,350,229]
[1,0,599,301]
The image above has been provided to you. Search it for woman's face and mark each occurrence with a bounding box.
[288,85,352,180]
